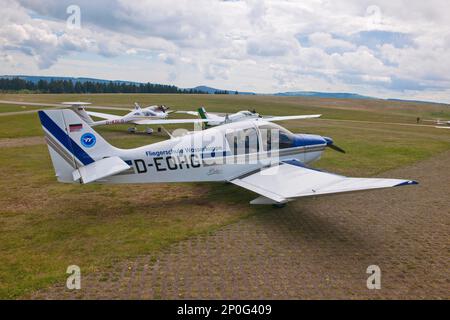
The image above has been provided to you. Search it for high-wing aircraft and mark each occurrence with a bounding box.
[177,107,321,126]
[434,120,450,129]
[63,102,208,134]
[422,118,450,129]
[38,109,417,206]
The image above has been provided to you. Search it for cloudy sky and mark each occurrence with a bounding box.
[1,0,449,102]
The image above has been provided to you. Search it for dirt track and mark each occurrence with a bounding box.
[0,137,44,148]
[29,150,450,299]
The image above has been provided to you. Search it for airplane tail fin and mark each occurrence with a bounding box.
[197,106,209,120]
[38,109,126,183]
[72,107,95,125]
[62,102,95,125]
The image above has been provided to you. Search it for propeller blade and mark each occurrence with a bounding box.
[324,136,346,153]
[327,143,346,154]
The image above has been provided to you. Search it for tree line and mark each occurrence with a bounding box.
[0,77,209,94]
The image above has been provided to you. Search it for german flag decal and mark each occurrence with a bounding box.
[69,123,83,132]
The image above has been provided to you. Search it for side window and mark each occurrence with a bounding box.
[226,128,259,155]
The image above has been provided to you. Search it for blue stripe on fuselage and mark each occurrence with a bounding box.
[38,111,94,165]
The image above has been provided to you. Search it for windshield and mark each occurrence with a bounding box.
[258,123,296,151]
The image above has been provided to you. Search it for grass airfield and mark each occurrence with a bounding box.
[0,94,449,299]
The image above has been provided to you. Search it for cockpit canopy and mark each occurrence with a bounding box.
[212,121,299,154]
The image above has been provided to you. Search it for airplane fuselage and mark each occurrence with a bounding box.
[90,122,327,184]
[206,111,260,126]
[92,110,169,126]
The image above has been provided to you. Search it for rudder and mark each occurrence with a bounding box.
[38,109,119,183]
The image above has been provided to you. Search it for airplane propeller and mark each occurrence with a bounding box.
[250,108,262,118]
[134,102,142,110]
[324,137,346,154]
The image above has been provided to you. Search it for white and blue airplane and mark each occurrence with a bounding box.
[38,109,417,206]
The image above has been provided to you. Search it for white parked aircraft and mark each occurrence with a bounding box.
[63,102,208,134]
[177,107,321,126]
[422,118,450,129]
[38,109,417,206]
[435,120,450,129]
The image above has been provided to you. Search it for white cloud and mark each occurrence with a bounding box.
[307,33,356,51]
[247,35,299,56]
[0,0,449,102]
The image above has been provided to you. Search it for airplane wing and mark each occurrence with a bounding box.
[86,111,122,121]
[260,114,322,121]
[131,118,210,125]
[230,159,417,204]
[175,111,199,116]
[176,110,225,119]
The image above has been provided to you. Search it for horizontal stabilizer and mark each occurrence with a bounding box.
[72,156,130,184]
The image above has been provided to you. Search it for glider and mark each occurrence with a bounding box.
[38,109,417,206]
[177,107,321,126]
[63,102,208,134]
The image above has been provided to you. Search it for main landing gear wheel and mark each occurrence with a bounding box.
[127,127,137,133]
[272,203,287,208]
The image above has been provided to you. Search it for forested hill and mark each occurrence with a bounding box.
[0,77,206,94]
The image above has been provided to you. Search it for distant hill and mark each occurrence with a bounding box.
[274,91,374,100]
[0,75,202,94]
[190,85,255,95]
[386,98,448,106]
[1,75,447,105]
[0,75,139,85]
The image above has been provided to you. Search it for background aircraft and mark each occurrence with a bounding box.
[177,107,321,126]
[422,118,450,129]
[63,102,208,134]
[435,120,450,129]
[38,109,417,206]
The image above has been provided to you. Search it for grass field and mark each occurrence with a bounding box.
[0,94,449,298]
[2,93,450,123]
[0,104,44,113]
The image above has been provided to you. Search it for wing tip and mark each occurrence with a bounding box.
[395,180,418,187]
